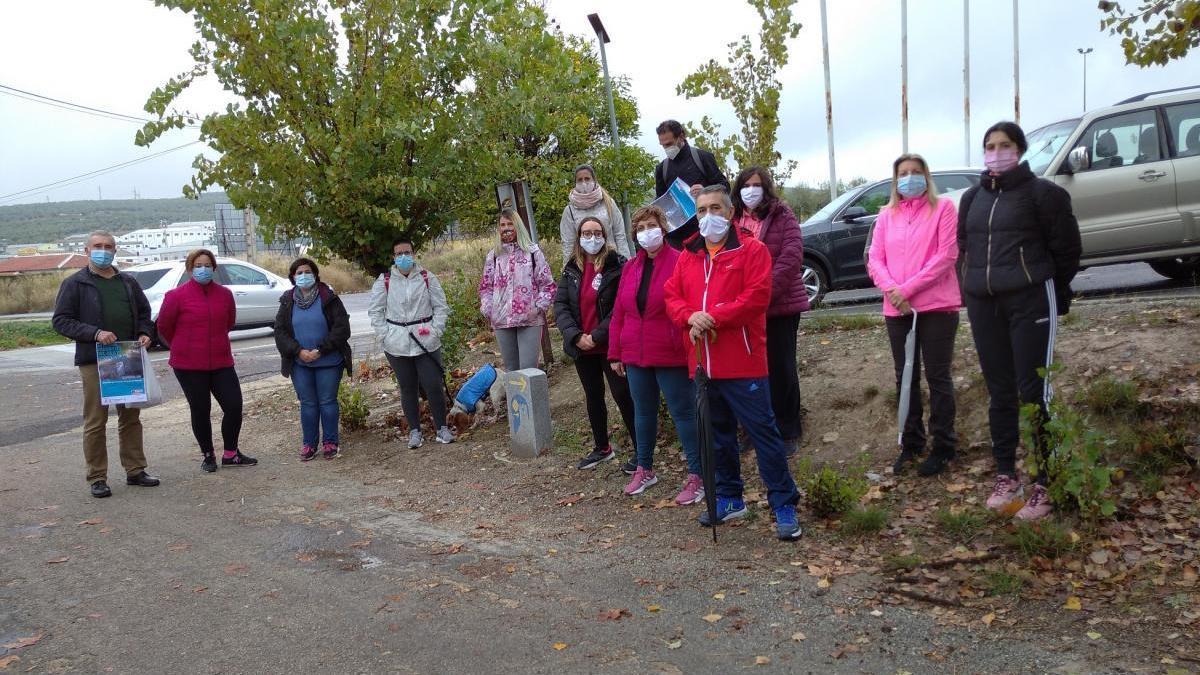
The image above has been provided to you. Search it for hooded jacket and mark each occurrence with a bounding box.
[367,263,449,358]
[478,244,556,329]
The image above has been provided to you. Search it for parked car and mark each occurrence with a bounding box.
[945,86,1200,284]
[799,169,982,305]
[124,257,292,342]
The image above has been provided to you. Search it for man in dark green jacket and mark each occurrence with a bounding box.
[52,231,160,498]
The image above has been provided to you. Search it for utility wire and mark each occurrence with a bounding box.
[0,83,203,125]
[0,141,205,204]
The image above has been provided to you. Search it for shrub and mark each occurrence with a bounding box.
[0,272,72,314]
[338,380,370,431]
[882,554,923,572]
[797,459,869,518]
[1006,521,1077,560]
[936,507,988,544]
[1078,375,1140,417]
[1021,390,1117,526]
[839,507,889,537]
[438,268,489,377]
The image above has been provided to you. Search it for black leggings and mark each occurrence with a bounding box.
[173,367,243,455]
[386,352,448,431]
[574,354,636,452]
[766,314,803,441]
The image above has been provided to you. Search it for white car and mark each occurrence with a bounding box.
[124,257,293,333]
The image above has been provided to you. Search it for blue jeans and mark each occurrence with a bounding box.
[626,365,701,475]
[707,377,800,511]
[292,365,343,447]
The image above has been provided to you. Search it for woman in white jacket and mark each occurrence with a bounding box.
[368,237,454,449]
[559,164,632,262]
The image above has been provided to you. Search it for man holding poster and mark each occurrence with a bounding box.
[52,230,161,498]
[653,120,730,247]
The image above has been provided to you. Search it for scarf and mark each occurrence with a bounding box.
[569,183,605,210]
[294,285,320,310]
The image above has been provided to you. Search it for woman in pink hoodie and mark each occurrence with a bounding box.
[867,154,961,477]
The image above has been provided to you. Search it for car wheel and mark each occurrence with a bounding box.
[1149,256,1200,282]
[801,260,829,307]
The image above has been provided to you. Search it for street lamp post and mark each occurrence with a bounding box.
[1077,47,1093,112]
[587,13,632,231]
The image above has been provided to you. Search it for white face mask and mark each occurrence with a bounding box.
[698,213,730,242]
[740,185,764,209]
[575,179,596,194]
[664,144,681,160]
[580,236,605,256]
[636,227,664,251]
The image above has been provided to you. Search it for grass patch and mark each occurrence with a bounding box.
[936,507,988,544]
[838,507,889,537]
[829,395,860,410]
[1006,521,1077,560]
[0,320,69,350]
[1059,310,1084,328]
[882,554,923,572]
[983,570,1026,596]
[862,385,880,401]
[802,314,884,333]
[1078,375,1140,417]
[797,459,869,518]
[255,253,373,294]
[0,272,72,314]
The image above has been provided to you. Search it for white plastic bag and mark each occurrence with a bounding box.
[129,346,163,409]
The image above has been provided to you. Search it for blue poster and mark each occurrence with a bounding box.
[650,178,697,232]
[96,342,147,405]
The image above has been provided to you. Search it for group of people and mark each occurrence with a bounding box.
[54,116,1080,539]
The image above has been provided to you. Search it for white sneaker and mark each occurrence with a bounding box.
[408,430,424,449]
[435,426,455,444]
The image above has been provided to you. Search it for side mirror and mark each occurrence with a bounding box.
[269,279,278,288]
[841,206,869,223]
[1067,146,1090,173]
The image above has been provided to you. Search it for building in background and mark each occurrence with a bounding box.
[0,253,89,276]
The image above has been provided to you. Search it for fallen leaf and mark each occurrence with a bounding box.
[713,592,726,600]
[46,557,69,564]
[822,432,839,443]
[2,632,43,650]
[552,642,568,651]
[193,586,208,593]
[944,483,969,494]
[666,640,682,650]
[647,605,662,613]
[791,632,807,641]
[982,612,996,626]
[167,542,191,552]
[1086,631,1102,640]
[817,578,832,589]
[296,552,317,563]
[350,540,372,549]
[556,494,584,507]
[98,527,113,534]
[598,608,631,621]
[0,655,20,669]
[313,500,330,511]
[77,517,104,525]
[703,613,723,623]
[1090,550,1109,565]
[223,563,249,576]
[1064,596,1082,611]
[754,656,771,666]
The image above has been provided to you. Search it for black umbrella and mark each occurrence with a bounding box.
[694,334,719,542]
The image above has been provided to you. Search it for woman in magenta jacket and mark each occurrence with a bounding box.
[607,205,703,504]
[866,154,961,477]
[157,249,256,473]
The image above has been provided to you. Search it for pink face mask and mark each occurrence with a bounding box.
[984,147,1021,174]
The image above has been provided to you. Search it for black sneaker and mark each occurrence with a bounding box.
[576,447,615,470]
[621,459,637,475]
[917,449,955,477]
[90,480,112,498]
[892,447,924,474]
[221,450,258,467]
[201,453,217,473]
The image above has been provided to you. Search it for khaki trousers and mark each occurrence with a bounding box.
[79,363,147,483]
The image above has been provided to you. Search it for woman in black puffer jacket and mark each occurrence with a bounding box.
[957,121,1082,522]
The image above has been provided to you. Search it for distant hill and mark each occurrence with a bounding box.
[0,192,229,244]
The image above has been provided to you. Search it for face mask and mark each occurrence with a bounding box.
[575,179,596,194]
[897,174,927,198]
[580,236,605,256]
[294,272,316,289]
[500,228,516,244]
[192,266,213,284]
[664,144,681,161]
[984,147,1021,174]
[636,227,664,251]
[698,213,730,242]
[740,186,764,209]
[89,250,115,269]
[394,254,414,272]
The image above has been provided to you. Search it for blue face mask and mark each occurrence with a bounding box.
[294,272,316,289]
[89,249,115,269]
[192,266,213,284]
[394,254,414,273]
[897,174,928,198]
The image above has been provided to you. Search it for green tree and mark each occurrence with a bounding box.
[137,0,653,270]
[677,0,801,185]
[1099,0,1200,66]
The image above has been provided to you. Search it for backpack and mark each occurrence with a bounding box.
[383,268,429,293]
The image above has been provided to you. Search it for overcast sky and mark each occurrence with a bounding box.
[1,0,1196,206]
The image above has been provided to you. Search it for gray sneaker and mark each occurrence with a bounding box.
[408,430,424,449]
[435,426,455,444]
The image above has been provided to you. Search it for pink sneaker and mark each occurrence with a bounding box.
[299,445,318,462]
[623,467,658,496]
[1014,484,1053,520]
[986,474,1023,511]
[675,473,705,505]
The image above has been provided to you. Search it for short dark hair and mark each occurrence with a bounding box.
[288,257,320,285]
[983,121,1028,154]
[731,166,779,220]
[392,237,415,251]
[655,119,684,137]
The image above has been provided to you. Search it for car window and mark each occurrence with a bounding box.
[222,263,269,286]
[1077,109,1161,171]
[1165,101,1200,158]
[849,183,892,217]
[126,269,169,290]
[805,187,859,224]
[1024,119,1077,175]
[935,174,975,192]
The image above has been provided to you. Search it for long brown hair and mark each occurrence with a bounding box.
[885,153,940,210]
[571,216,614,272]
[731,166,779,220]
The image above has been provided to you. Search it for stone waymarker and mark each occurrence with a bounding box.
[503,368,551,458]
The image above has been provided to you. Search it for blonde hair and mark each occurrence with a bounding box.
[185,248,218,271]
[885,153,939,210]
[495,208,534,255]
[572,216,615,272]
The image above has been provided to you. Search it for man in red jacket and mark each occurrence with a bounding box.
[664,186,802,540]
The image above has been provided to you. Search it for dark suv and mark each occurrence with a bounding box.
[799,170,982,305]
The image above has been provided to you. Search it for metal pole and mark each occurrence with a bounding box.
[820,0,838,200]
[901,0,908,153]
[1078,47,1093,111]
[596,36,632,232]
[964,0,971,166]
[1012,0,1020,125]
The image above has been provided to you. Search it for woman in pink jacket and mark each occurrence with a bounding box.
[608,205,703,504]
[157,249,256,473]
[867,154,961,477]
